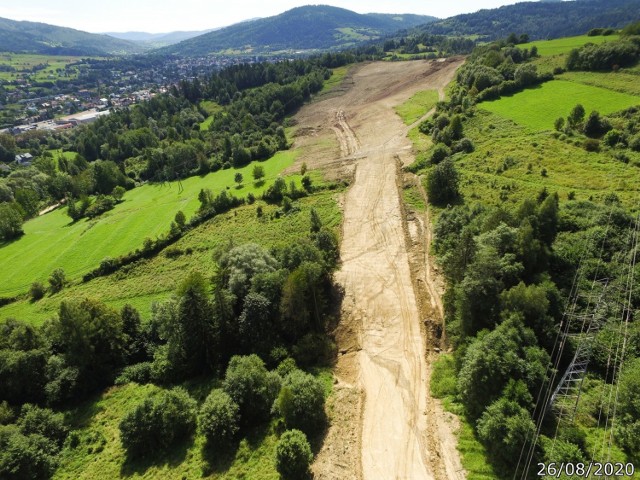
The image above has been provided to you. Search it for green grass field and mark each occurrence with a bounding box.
[519,34,620,57]
[0,184,340,325]
[0,151,299,298]
[479,80,640,131]
[0,52,85,82]
[395,89,439,125]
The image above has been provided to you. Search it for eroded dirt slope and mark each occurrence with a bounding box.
[294,59,464,480]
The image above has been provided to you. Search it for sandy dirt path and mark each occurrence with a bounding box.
[294,59,464,480]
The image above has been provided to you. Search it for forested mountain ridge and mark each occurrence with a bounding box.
[0,17,143,55]
[161,5,437,56]
[415,0,640,41]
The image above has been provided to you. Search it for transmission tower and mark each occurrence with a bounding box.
[547,282,609,423]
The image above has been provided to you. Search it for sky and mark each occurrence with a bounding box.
[0,0,527,34]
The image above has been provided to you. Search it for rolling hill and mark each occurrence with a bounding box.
[162,5,437,56]
[414,0,640,41]
[0,17,143,55]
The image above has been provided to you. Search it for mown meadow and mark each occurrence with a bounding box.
[0,151,299,298]
[479,80,639,131]
[519,34,620,57]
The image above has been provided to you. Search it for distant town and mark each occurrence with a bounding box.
[0,53,294,135]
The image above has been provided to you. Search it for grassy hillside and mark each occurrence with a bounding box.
[480,80,639,131]
[0,151,298,298]
[519,34,621,56]
[405,36,640,476]
[0,177,340,326]
[0,17,142,55]
[162,5,436,55]
[453,109,640,206]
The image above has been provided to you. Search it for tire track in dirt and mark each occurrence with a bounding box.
[295,59,465,480]
[332,110,361,157]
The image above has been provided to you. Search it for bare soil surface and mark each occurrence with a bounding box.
[295,59,465,480]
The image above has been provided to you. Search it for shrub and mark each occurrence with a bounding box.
[301,175,312,191]
[0,425,58,480]
[0,203,24,240]
[629,135,640,152]
[430,145,450,164]
[220,243,279,301]
[603,129,624,147]
[119,387,197,457]
[452,138,475,154]
[164,246,183,259]
[198,389,240,448]
[292,333,336,367]
[0,402,13,425]
[174,210,186,228]
[477,398,536,468]
[222,355,281,426]
[252,165,265,181]
[114,362,153,385]
[614,358,640,453]
[583,138,600,152]
[85,195,115,219]
[275,429,313,480]
[17,404,68,449]
[48,268,66,293]
[276,370,326,435]
[29,282,45,301]
[112,185,126,201]
[426,158,460,206]
[582,111,610,137]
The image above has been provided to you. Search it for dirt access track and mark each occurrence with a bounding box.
[291,59,466,479]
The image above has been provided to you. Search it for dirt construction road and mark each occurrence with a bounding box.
[294,59,464,480]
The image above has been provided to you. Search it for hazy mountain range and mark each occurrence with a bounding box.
[104,29,218,48]
[0,1,638,57]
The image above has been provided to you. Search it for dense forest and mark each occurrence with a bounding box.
[415,0,640,41]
